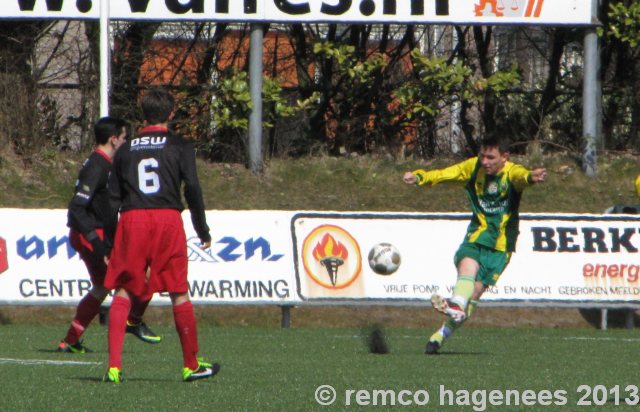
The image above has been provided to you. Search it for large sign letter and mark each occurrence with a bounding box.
[18,0,63,11]
[128,0,151,12]
[435,0,449,16]
[166,0,204,14]
[383,0,396,15]
[320,0,351,15]
[411,0,424,15]
[244,0,257,13]
[215,0,256,13]
[274,0,310,15]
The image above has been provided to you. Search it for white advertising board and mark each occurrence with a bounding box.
[292,212,640,304]
[1,209,639,306]
[3,0,595,25]
[504,215,640,303]
[0,209,296,305]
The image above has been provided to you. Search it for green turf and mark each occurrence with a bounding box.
[0,324,638,411]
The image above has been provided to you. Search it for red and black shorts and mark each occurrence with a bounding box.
[69,228,106,285]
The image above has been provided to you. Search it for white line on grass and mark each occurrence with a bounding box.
[548,337,640,342]
[0,358,101,366]
[339,335,640,342]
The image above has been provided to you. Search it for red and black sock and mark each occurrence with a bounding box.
[128,297,151,325]
[64,293,101,344]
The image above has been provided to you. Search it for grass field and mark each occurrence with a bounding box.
[1,323,639,411]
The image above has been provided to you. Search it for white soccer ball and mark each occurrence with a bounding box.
[368,243,401,275]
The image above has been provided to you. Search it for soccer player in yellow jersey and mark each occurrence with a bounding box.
[403,136,547,354]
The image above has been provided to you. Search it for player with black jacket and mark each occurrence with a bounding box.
[58,116,160,354]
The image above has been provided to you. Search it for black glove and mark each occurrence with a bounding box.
[89,237,106,262]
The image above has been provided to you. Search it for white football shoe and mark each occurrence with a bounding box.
[431,294,466,322]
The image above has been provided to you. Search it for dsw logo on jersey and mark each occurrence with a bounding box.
[187,236,284,263]
[130,136,166,147]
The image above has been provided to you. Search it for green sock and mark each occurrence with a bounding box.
[450,276,475,309]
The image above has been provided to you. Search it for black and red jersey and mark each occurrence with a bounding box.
[67,149,112,238]
[108,126,211,243]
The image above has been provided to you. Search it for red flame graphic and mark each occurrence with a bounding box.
[312,233,349,262]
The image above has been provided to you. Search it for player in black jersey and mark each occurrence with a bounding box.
[57,117,160,354]
[104,88,218,383]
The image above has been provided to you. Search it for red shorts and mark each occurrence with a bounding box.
[69,228,106,285]
[105,209,188,300]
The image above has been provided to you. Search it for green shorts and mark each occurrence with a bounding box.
[454,242,511,286]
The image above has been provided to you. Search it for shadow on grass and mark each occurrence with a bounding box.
[38,348,64,353]
[37,348,103,354]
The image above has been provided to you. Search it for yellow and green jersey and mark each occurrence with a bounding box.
[412,157,534,252]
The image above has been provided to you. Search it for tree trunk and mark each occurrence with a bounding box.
[110,22,160,121]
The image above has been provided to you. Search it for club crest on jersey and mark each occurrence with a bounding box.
[487,181,499,194]
[130,136,167,147]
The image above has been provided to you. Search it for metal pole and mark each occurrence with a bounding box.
[600,308,608,331]
[582,0,601,177]
[248,23,264,175]
[99,0,110,117]
[625,309,635,329]
[280,305,292,329]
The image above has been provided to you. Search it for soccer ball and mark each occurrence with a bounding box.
[367,243,401,275]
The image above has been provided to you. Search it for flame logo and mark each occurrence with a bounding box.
[301,225,361,290]
[311,233,349,286]
[313,233,348,262]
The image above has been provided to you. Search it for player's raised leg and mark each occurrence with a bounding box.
[426,299,478,354]
[427,254,481,354]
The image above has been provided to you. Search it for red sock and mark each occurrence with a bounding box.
[108,295,131,369]
[173,301,199,370]
[65,293,102,344]
[128,297,151,325]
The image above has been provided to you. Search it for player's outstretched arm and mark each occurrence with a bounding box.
[404,158,477,187]
[530,168,548,183]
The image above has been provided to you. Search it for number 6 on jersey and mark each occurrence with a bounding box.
[138,158,160,194]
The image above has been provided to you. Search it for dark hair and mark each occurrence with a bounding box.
[94,116,127,145]
[479,133,511,154]
[141,88,175,124]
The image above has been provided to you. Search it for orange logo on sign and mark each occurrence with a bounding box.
[302,225,361,289]
[474,0,544,18]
